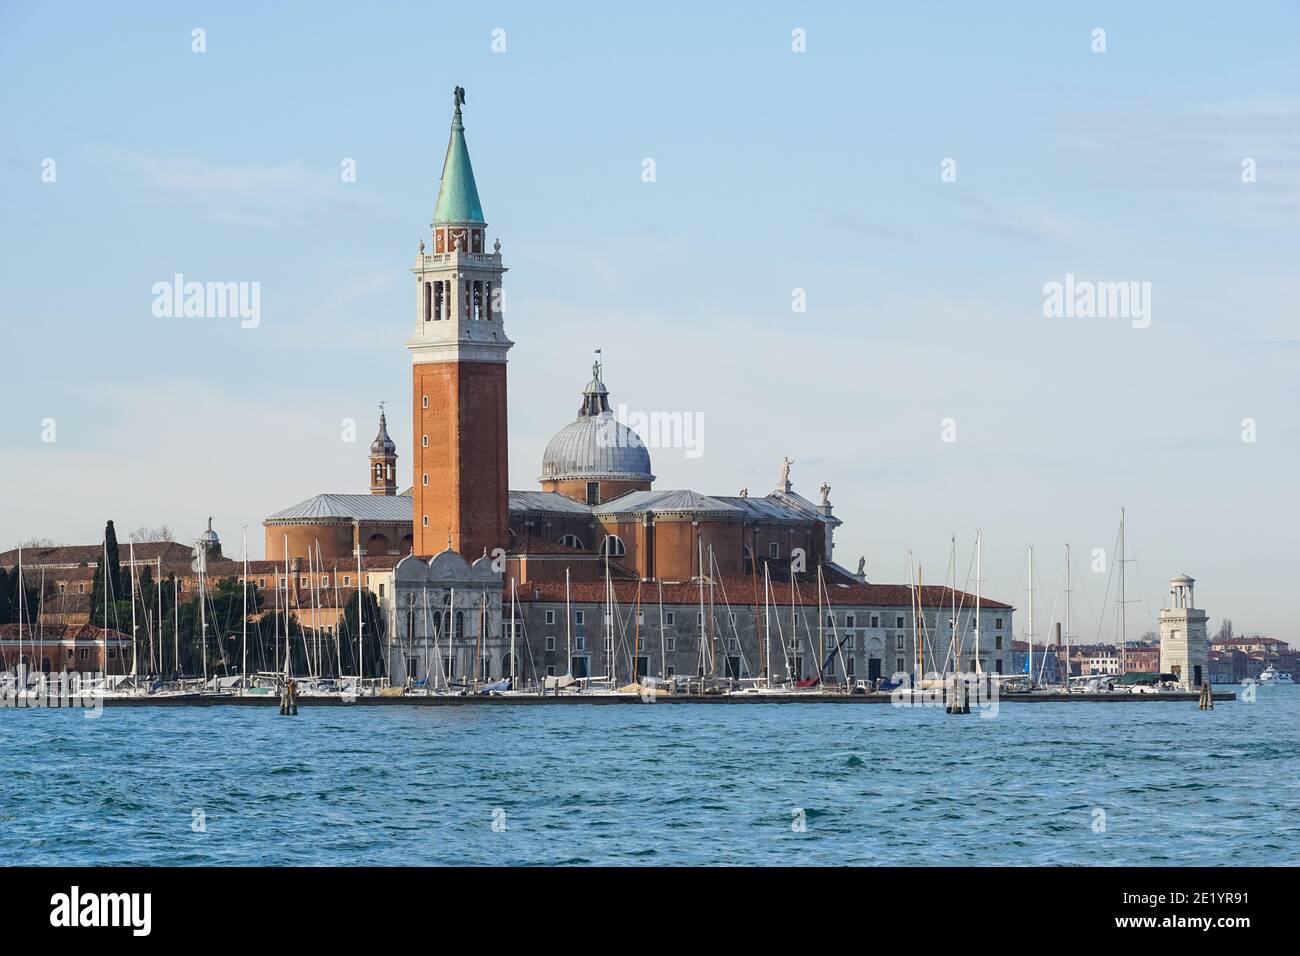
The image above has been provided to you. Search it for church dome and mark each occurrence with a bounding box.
[540,367,654,482]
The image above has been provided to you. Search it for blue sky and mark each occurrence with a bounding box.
[2,2,1298,641]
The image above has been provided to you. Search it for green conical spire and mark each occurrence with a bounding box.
[433,92,484,224]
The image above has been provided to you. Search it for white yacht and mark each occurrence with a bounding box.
[1258,665,1294,685]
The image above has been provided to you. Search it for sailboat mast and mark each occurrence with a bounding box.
[241,527,248,693]
[156,557,162,675]
[16,545,23,686]
[657,579,666,680]
[565,569,572,677]
[199,535,208,688]
[789,565,796,683]
[917,564,924,679]
[950,534,957,676]
[129,540,138,683]
[510,579,518,688]
[448,587,456,684]
[282,534,290,679]
[708,545,717,680]
[974,530,982,675]
[355,539,364,686]
[1064,542,1072,689]
[102,540,108,679]
[698,540,707,681]
[763,563,771,687]
[1118,506,1126,673]
[605,546,614,685]
[1027,545,1034,687]
[817,563,824,678]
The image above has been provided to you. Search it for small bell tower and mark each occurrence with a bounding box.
[370,403,397,496]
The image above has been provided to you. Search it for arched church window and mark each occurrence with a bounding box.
[558,534,583,550]
[600,536,626,558]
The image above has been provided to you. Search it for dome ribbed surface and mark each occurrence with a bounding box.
[539,369,654,482]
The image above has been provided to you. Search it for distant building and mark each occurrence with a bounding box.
[0,623,133,676]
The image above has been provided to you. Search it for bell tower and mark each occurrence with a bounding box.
[409,87,512,558]
[369,404,397,496]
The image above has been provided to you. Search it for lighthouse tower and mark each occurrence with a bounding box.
[1159,574,1208,688]
[408,88,512,559]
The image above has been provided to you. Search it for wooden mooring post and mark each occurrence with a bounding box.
[279,679,299,716]
[1198,680,1213,710]
[946,676,970,715]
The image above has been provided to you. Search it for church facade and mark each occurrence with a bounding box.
[265,91,1016,687]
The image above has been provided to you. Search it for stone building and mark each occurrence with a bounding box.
[1159,574,1208,688]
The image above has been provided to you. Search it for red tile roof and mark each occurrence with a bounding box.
[512,576,1012,609]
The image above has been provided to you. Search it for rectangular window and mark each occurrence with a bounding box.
[665,611,675,626]
[586,481,599,505]
[995,636,1003,650]
[895,634,904,650]
[897,656,905,673]
[545,636,556,652]
[59,583,66,594]
[846,614,855,628]
[871,615,879,628]
[258,577,265,588]
[379,584,385,598]
[769,542,779,558]
[995,617,1003,629]
[79,648,89,660]
[575,611,585,625]
[343,576,350,586]
[666,665,675,677]
[896,615,905,628]
[666,636,676,651]
[422,395,430,409]
[545,610,555,625]
[546,665,555,677]
[321,576,328,588]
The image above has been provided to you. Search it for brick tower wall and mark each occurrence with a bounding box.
[413,360,509,559]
